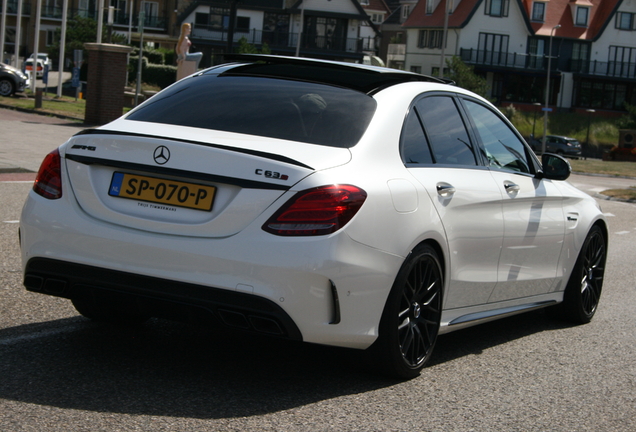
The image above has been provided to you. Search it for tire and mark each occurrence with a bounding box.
[0,78,15,97]
[372,244,443,379]
[558,225,606,324]
[72,297,151,325]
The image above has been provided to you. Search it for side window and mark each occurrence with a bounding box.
[401,108,433,165]
[415,96,477,166]
[463,100,531,173]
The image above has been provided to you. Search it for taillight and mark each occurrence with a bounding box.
[33,149,62,199]
[263,185,367,236]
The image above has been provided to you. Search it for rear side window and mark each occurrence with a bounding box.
[401,95,477,166]
[126,75,377,148]
[417,96,477,166]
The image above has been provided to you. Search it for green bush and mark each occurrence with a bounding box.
[130,48,165,65]
[156,47,176,66]
[128,56,176,89]
[144,63,177,89]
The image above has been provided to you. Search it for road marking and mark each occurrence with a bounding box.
[615,231,630,235]
[0,324,83,346]
[604,213,615,217]
[3,220,19,224]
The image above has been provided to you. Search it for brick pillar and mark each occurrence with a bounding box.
[84,43,133,125]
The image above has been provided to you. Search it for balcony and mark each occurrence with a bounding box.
[37,7,166,31]
[461,48,636,80]
[460,48,548,70]
[388,44,406,62]
[1,0,31,15]
[568,59,636,79]
[191,25,370,55]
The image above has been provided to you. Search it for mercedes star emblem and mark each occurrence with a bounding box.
[153,146,170,165]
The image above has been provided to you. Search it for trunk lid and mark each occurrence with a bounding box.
[62,120,351,237]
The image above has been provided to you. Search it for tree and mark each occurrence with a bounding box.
[237,37,271,54]
[48,16,128,69]
[618,103,636,129]
[446,56,490,99]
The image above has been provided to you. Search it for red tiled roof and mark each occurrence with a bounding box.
[402,0,481,28]
[524,0,620,39]
[405,0,621,41]
[361,0,391,14]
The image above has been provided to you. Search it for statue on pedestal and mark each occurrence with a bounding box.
[176,23,203,81]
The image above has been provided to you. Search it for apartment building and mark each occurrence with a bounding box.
[397,0,636,113]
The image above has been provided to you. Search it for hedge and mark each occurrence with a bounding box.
[128,56,177,89]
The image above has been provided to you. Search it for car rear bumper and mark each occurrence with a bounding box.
[20,189,402,349]
[24,257,303,340]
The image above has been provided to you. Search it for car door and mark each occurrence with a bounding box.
[460,98,565,302]
[401,94,504,309]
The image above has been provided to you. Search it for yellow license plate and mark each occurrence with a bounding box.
[108,172,216,211]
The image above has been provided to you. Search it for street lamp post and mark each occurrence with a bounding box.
[541,24,561,155]
[585,108,595,160]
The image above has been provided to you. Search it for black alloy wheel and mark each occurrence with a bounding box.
[373,244,443,379]
[561,225,606,323]
[0,78,15,97]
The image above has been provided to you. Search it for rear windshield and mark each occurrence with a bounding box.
[126,74,377,148]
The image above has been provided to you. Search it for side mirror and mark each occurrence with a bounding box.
[538,153,571,181]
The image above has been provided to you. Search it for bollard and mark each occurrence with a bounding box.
[35,89,43,109]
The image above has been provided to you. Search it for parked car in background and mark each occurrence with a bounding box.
[0,62,29,96]
[545,135,583,158]
[527,135,582,158]
[25,58,45,78]
[36,53,51,69]
[21,55,608,379]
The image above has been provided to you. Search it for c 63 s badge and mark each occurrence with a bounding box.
[255,169,289,180]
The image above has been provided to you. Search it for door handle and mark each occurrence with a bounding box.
[504,181,520,193]
[436,182,456,197]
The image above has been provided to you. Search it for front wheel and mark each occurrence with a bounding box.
[0,79,15,96]
[371,244,443,379]
[558,225,607,323]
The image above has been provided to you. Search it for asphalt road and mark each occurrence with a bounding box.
[1,109,635,431]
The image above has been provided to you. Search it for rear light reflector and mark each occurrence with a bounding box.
[263,185,367,236]
[33,149,62,199]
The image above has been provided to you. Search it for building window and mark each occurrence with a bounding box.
[575,80,630,110]
[485,0,509,17]
[195,13,209,28]
[575,6,589,26]
[402,5,411,19]
[616,12,635,30]
[236,17,250,31]
[142,1,158,27]
[531,2,545,22]
[210,7,230,30]
[608,45,636,77]
[478,33,509,65]
[418,30,443,49]
[431,66,450,76]
[410,65,422,74]
[46,29,56,46]
[360,0,369,5]
[426,0,435,15]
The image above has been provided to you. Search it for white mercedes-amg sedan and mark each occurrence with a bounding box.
[20,55,608,378]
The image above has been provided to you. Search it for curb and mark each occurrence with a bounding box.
[0,102,85,123]
[594,193,636,204]
[572,171,636,181]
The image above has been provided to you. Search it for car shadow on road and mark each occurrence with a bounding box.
[0,310,574,419]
